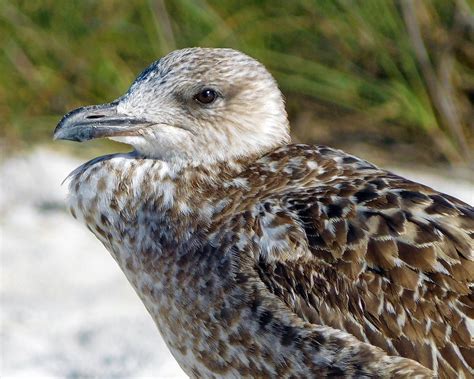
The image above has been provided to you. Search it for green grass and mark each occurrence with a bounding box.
[1,0,472,164]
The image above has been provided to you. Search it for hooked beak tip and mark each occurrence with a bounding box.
[53,102,151,143]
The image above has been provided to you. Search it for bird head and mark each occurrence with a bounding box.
[54,48,290,164]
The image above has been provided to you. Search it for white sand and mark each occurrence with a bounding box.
[1,149,472,378]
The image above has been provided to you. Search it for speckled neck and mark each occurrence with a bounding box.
[65,151,250,238]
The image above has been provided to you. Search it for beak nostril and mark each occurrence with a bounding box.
[86,114,106,119]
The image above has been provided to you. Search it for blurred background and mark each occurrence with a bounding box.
[1,0,473,166]
[1,1,473,378]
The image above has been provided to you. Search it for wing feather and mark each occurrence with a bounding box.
[241,145,473,377]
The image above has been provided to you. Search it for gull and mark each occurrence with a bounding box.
[54,48,473,378]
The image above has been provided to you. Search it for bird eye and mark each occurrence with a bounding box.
[194,88,218,105]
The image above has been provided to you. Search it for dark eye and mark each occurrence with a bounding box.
[194,88,218,104]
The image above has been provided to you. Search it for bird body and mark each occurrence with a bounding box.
[55,48,473,378]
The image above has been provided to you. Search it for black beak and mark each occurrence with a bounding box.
[53,102,152,142]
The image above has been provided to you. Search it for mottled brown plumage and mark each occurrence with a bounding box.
[55,48,473,378]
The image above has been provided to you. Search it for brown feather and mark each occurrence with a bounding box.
[397,242,437,271]
[366,238,398,269]
[389,266,420,290]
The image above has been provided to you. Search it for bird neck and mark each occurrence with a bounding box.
[65,151,260,243]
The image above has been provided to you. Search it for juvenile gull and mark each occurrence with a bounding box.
[54,48,473,378]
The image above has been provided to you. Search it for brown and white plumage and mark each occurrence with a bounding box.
[54,48,473,378]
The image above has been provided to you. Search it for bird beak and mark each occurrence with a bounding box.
[53,102,153,142]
